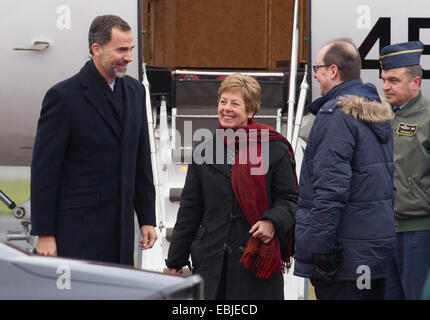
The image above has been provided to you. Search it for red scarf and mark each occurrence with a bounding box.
[220,119,298,279]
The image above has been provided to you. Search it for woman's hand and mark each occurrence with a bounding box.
[249,220,275,244]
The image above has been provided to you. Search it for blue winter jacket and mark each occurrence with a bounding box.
[294,79,396,281]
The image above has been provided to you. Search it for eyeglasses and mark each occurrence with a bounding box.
[312,64,343,73]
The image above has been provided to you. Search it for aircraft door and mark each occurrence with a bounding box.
[0,0,141,166]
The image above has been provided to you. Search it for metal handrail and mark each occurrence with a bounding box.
[175,70,284,77]
[172,114,281,119]
[142,64,165,231]
[286,0,300,143]
[292,65,309,152]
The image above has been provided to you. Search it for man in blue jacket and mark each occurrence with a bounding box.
[293,38,396,299]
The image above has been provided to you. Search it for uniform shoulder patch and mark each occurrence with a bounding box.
[396,122,418,136]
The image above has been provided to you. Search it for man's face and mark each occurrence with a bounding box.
[313,46,334,96]
[94,27,134,81]
[381,67,420,107]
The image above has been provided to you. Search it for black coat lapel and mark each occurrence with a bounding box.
[208,132,231,178]
[79,61,121,140]
[121,78,137,145]
[211,162,231,178]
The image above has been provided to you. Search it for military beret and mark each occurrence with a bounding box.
[380,41,424,70]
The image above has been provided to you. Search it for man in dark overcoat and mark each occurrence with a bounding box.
[30,15,157,266]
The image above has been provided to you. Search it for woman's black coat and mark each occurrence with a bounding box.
[166,131,298,299]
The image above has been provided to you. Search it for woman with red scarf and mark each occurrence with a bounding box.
[165,74,298,299]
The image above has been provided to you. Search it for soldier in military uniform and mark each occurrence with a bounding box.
[380,41,430,299]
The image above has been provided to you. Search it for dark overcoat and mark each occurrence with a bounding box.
[166,131,298,299]
[30,60,155,266]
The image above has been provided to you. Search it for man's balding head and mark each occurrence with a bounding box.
[314,38,361,96]
[321,38,361,81]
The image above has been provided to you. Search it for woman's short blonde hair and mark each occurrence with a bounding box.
[218,73,261,116]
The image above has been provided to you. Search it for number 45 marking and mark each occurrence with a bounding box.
[358,17,430,79]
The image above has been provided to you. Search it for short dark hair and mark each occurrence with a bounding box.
[88,15,131,55]
[323,38,361,81]
[404,64,423,81]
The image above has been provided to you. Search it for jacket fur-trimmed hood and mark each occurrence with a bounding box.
[338,94,393,144]
[338,95,394,122]
[309,79,393,143]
